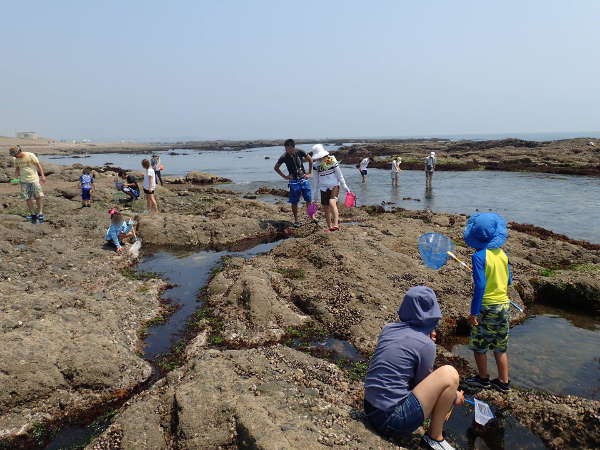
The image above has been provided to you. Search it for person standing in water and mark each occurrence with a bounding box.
[274,139,313,227]
[311,144,351,232]
[358,155,374,183]
[425,152,436,187]
[391,157,401,186]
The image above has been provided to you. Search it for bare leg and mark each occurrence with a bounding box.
[474,352,489,378]
[329,199,339,228]
[150,194,159,213]
[321,205,331,229]
[26,198,35,214]
[494,352,509,383]
[291,203,299,222]
[35,197,43,215]
[412,365,459,441]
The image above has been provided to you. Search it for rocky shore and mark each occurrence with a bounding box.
[1,154,599,449]
[334,138,600,177]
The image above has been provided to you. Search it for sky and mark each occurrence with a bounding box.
[1,0,600,141]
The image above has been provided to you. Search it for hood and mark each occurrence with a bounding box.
[397,286,441,333]
[464,212,508,249]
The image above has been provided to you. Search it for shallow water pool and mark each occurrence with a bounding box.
[451,304,600,399]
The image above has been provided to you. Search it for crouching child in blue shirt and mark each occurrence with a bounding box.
[463,212,512,392]
[105,209,134,253]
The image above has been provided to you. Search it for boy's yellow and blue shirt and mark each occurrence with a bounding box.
[471,248,512,315]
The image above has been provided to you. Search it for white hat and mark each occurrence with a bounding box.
[430,152,436,157]
[311,144,329,160]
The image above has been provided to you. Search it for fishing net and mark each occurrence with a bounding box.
[418,233,455,270]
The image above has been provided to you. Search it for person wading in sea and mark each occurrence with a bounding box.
[274,139,313,227]
[425,152,436,187]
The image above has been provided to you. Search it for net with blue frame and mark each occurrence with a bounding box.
[418,233,455,270]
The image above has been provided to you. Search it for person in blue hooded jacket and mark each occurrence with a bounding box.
[463,212,512,393]
[364,286,464,450]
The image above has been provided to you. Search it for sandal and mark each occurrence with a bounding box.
[329,226,339,232]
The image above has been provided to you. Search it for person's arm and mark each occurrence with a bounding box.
[471,251,487,316]
[334,165,350,192]
[312,164,320,194]
[32,155,46,183]
[413,341,436,387]
[274,159,290,180]
[304,153,313,178]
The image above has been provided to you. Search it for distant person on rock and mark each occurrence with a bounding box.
[142,159,159,213]
[9,145,46,224]
[311,144,351,232]
[358,156,374,183]
[463,213,512,393]
[274,139,313,227]
[364,286,464,450]
[391,157,401,186]
[425,152,436,187]
[79,167,95,207]
[150,153,164,186]
[104,209,134,253]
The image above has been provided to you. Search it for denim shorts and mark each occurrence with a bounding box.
[288,179,312,204]
[364,393,424,437]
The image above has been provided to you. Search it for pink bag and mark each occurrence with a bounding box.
[344,192,356,208]
[307,203,318,218]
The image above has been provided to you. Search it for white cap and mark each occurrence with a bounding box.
[430,152,436,157]
[311,144,329,160]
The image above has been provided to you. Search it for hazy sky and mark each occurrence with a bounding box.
[2,1,600,141]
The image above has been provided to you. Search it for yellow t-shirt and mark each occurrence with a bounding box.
[13,152,40,183]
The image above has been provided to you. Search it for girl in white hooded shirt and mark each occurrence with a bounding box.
[311,144,351,232]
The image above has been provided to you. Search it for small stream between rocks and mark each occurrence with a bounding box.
[43,240,594,449]
[43,237,287,450]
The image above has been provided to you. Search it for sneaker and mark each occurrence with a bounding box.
[292,222,300,228]
[464,375,491,389]
[30,214,38,224]
[37,214,45,224]
[421,434,455,450]
[491,378,510,392]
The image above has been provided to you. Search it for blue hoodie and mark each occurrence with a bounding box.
[364,286,441,411]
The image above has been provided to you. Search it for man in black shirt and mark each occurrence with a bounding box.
[274,138,313,226]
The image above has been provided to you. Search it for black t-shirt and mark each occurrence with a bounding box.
[277,150,307,180]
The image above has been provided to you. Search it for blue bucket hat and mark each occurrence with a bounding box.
[463,212,508,250]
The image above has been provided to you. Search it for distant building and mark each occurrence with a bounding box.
[16,131,38,139]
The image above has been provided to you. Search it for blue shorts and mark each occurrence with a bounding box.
[288,179,312,204]
[81,188,92,200]
[364,393,424,437]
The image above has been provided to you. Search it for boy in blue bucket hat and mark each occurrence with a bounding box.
[463,213,512,392]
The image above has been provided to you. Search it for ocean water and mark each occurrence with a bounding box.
[41,144,600,243]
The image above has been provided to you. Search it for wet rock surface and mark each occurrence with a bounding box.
[1,153,599,449]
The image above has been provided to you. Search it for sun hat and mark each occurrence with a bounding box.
[311,144,329,160]
[464,212,508,250]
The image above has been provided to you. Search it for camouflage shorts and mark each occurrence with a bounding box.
[20,181,44,200]
[469,303,510,353]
